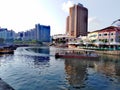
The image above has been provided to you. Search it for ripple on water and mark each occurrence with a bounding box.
[1,47,120,90]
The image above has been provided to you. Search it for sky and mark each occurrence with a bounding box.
[0,0,120,35]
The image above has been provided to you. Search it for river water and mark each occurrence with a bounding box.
[0,47,120,90]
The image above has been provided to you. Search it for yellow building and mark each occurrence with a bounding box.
[88,31,99,42]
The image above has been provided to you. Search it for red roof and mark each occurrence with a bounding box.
[89,26,120,33]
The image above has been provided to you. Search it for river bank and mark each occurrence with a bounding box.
[0,78,14,90]
[95,50,120,55]
[61,47,120,55]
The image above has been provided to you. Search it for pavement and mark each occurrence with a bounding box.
[0,78,14,90]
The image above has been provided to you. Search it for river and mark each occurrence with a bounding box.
[0,46,120,90]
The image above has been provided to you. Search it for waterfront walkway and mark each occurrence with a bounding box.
[0,78,14,90]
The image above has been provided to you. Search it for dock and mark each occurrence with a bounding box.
[0,78,14,90]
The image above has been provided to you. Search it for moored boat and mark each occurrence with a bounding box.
[55,50,99,59]
[0,49,14,54]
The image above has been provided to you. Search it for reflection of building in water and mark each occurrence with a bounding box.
[115,61,120,76]
[64,59,87,87]
[26,55,50,69]
[94,59,120,77]
[23,47,50,70]
[29,48,50,54]
[101,54,120,61]
[33,56,50,68]
[94,62,116,76]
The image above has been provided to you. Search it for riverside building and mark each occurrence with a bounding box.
[88,26,120,44]
[17,24,51,42]
[0,28,15,44]
[35,24,50,42]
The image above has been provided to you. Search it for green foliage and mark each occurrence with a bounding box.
[101,39,108,43]
[14,39,42,45]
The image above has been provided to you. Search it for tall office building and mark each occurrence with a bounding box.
[66,3,88,38]
[66,16,69,35]
[0,28,15,43]
[35,24,50,42]
[17,24,51,42]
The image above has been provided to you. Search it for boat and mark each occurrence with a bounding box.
[0,48,14,54]
[55,49,99,59]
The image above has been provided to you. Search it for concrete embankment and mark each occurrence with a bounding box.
[66,48,120,55]
[95,50,120,55]
[76,48,120,55]
[0,78,14,90]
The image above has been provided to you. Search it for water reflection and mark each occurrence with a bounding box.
[14,47,50,69]
[95,55,120,77]
[32,56,50,69]
[16,55,50,70]
[0,55,14,67]
[64,58,98,88]
[1,47,120,90]
[64,54,120,89]
[27,47,50,69]
[27,47,50,54]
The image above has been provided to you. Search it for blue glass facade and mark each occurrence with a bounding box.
[0,23,51,44]
[17,24,51,42]
[35,24,50,42]
[0,28,15,44]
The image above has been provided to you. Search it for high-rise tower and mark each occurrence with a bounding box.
[66,16,69,35]
[66,3,88,38]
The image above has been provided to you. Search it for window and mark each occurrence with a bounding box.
[111,39,113,42]
[99,39,101,41]
[104,33,107,36]
[89,35,97,37]
[111,33,114,35]
[105,39,108,43]
[99,34,101,36]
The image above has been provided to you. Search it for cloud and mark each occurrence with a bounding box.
[62,1,74,13]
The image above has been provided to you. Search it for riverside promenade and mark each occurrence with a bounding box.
[0,78,14,90]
